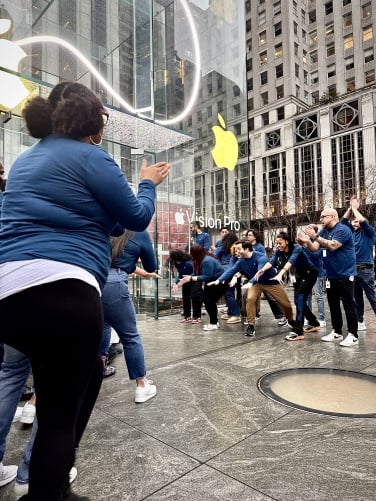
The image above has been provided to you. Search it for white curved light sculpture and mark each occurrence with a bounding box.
[15,0,201,126]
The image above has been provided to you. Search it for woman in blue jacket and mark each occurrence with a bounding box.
[0,82,169,500]
[263,232,320,341]
[179,244,225,331]
[168,249,198,323]
[99,230,158,403]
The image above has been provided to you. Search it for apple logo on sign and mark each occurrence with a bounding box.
[0,19,30,109]
[211,114,238,171]
[174,209,185,225]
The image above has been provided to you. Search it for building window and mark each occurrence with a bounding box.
[234,123,242,136]
[197,110,202,122]
[275,64,283,78]
[326,24,334,37]
[296,85,300,98]
[259,30,267,45]
[327,43,335,57]
[258,10,266,25]
[276,85,284,99]
[261,92,268,105]
[312,91,319,104]
[327,64,336,78]
[233,85,240,97]
[246,59,252,71]
[365,70,375,85]
[275,44,283,58]
[343,0,351,5]
[363,26,373,43]
[364,48,374,64]
[217,100,223,113]
[274,22,282,37]
[207,105,212,118]
[325,1,333,15]
[343,13,352,27]
[328,84,337,99]
[277,107,285,120]
[248,98,254,110]
[262,112,269,126]
[332,101,359,131]
[309,31,317,46]
[295,63,299,78]
[246,19,252,32]
[346,79,355,92]
[266,130,281,149]
[302,50,307,63]
[247,78,253,91]
[260,51,268,64]
[345,56,354,70]
[344,35,353,50]
[295,115,318,142]
[260,71,268,85]
[304,70,308,84]
[310,51,318,64]
[311,71,318,84]
[233,103,241,116]
[309,10,316,23]
[362,3,372,19]
[295,43,299,56]
[273,1,281,15]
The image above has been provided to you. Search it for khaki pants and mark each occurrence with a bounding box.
[246,283,293,325]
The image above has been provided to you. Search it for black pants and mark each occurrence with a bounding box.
[326,277,358,336]
[203,283,229,324]
[0,279,103,500]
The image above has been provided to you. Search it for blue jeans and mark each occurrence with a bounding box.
[100,269,146,380]
[306,277,326,322]
[0,344,35,483]
[354,267,376,322]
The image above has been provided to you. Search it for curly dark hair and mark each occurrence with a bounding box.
[169,249,191,265]
[221,232,238,253]
[22,81,105,140]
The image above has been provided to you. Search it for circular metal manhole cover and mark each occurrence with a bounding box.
[258,368,376,417]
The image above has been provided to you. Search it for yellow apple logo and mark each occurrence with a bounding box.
[211,113,238,171]
[0,19,29,110]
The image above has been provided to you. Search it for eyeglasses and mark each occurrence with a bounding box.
[102,112,109,127]
[320,214,332,219]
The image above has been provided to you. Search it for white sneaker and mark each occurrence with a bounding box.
[321,330,343,342]
[12,406,23,423]
[358,322,367,331]
[203,323,219,331]
[14,466,78,499]
[319,320,326,327]
[0,462,17,487]
[340,333,359,347]
[135,379,157,403]
[20,402,36,424]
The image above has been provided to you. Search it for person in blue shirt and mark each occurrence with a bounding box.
[189,221,211,250]
[0,81,170,500]
[99,230,159,402]
[262,232,320,341]
[169,249,200,323]
[210,240,297,337]
[212,227,229,250]
[342,197,376,331]
[213,232,241,323]
[246,229,286,325]
[179,244,225,331]
[298,208,358,347]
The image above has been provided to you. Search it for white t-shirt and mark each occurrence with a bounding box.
[0,259,100,300]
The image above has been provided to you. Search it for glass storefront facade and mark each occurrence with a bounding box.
[0,1,247,315]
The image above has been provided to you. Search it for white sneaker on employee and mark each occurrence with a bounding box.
[358,321,367,331]
[340,333,359,347]
[203,323,219,331]
[321,330,343,342]
[319,320,326,328]
[19,402,36,425]
[0,462,17,487]
[135,379,157,403]
[14,466,78,499]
